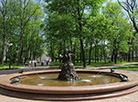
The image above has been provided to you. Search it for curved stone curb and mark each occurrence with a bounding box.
[0,70,138,101]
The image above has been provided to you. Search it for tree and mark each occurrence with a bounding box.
[87,13,110,64]
[117,0,138,61]
[44,0,105,67]
[17,0,41,64]
[104,1,131,63]
[0,0,44,66]
[0,0,15,65]
[117,0,138,34]
[44,13,74,62]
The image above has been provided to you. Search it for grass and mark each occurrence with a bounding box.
[113,63,138,71]
[113,67,138,71]
[0,60,138,71]
[122,64,138,67]
[0,62,23,70]
[50,60,138,70]
[50,60,138,71]
[0,66,23,70]
[76,60,133,68]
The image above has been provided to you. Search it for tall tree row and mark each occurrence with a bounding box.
[44,0,106,67]
[0,0,44,65]
[0,0,137,67]
[117,0,138,61]
[43,0,134,67]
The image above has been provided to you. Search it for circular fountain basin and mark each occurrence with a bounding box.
[19,72,121,86]
[0,69,138,101]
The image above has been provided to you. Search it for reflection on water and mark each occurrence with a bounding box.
[19,73,121,87]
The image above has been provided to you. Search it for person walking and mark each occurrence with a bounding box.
[25,62,28,66]
[46,60,49,65]
[41,61,45,66]
[29,60,32,68]
[34,60,37,67]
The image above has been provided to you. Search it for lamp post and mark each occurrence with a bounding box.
[8,43,13,69]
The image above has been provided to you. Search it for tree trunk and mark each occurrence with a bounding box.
[88,42,92,65]
[78,10,86,67]
[5,50,8,63]
[114,52,117,64]
[80,39,86,67]
[18,26,23,65]
[70,39,72,52]
[132,45,134,61]
[64,40,66,55]
[24,56,27,64]
[13,53,16,63]
[77,53,79,63]
[111,49,114,62]
[72,43,76,64]
[51,42,54,62]
[0,17,6,65]
[58,41,62,62]
[103,41,106,64]
[94,42,97,63]
[104,49,106,64]
[29,51,32,60]
[124,53,127,61]
[128,48,131,62]
[33,51,36,60]
[100,52,102,62]
[114,39,117,64]
[80,52,82,63]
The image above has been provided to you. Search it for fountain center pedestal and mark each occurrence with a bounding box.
[58,53,79,81]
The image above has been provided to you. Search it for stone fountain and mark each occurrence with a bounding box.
[58,52,79,81]
[0,53,138,101]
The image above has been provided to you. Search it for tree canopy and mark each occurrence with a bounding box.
[0,0,137,67]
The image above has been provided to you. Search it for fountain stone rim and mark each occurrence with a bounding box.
[0,69,138,95]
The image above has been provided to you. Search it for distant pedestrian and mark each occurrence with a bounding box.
[34,60,37,67]
[41,61,44,66]
[25,62,28,66]
[29,60,32,67]
[46,60,49,65]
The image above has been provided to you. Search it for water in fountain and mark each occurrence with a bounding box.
[28,65,46,80]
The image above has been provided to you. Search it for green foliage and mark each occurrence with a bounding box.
[103,1,132,62]
[0,0,137,67]
[0,0,45,66]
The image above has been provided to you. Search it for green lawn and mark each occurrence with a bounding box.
[0,61,138,71]
[113,64,138,71]
[112,67,138,71]
[53,60,124,67]
[0,63,23,70]
[50,61,138,71]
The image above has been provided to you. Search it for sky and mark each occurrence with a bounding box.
[33,0,118,3]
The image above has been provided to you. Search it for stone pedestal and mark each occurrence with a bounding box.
[58,62,79,81]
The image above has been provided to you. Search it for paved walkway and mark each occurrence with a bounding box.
[87,62,138,70]
[0,65,50,75]
[1,62,138,75]
[0,62,138,102]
